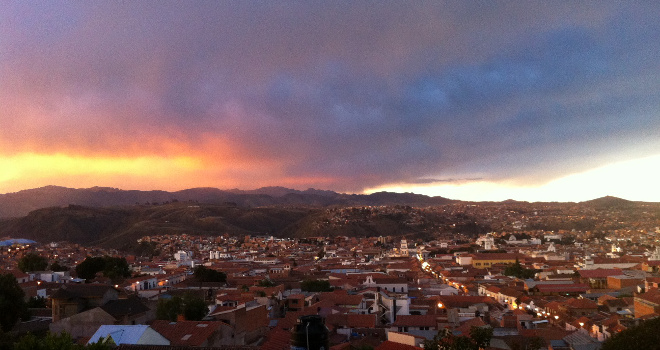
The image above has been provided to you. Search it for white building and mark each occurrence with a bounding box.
[174,250,192,261]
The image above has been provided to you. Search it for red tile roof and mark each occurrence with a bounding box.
[150,320,228,347]
[319,291,364,307]
[636,288,660,305]
[563,298,598,310]
[578,269,622,278]
[391,315,437,328]
[535,284,588,293]
[374,341,423,350]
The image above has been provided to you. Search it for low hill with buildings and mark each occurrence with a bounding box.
[0,186,455,218]
[0,186,657,252]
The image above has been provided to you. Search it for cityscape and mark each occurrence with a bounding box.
[0,194,659,350]
[2,2,660,350]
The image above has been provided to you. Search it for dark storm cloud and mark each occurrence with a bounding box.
[1,2,659,191]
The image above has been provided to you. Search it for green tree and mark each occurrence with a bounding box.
[257,278,276,287]
[49,261,69,272]
[75,256,105,280]
[0,273,29,332]
[27,296,47,308]
[156,293,208,321]
[503,258,536,279]
[525,336,546,350]
[193,266,226,283]
[0,329,14,350]
[18,253,48,272]
[469,326,493,350]
[13,331,113,350]
[75,256,130,282]
[183,294,209,321]
[156,296,183,321]
[301,279,333,292]
[133,241,159,257]
[101,256,131,282]
[602,317,660,350]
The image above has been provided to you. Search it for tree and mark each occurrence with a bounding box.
[133,241,159,257]
[101,256,131,282]
[27,296,48,308]
[18,253,48,272]
[75,256,106,280]
[0,273,29,332]
[504,258,536,279]
[193,266,226,283]
[301,279,333,292]
[156,296,183,321]
[469,326,493,350]
[13,331,113,350]
[49,261,69,272]
[525,337,546,350]
[602,317,660,350]
[75,256,130,282]
[156,293,208,321]
[257,278,276,287]
[0,329,14,350]
[183,294,209,321]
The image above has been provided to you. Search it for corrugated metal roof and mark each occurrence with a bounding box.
[88,325,150,345]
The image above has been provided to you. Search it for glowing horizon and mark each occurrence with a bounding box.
[1,3,659,201]
[366,154,660,202]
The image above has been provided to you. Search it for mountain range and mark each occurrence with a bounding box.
[0,185,456,219]
[0,186,654,251]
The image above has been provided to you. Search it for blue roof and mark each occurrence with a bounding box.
[88,325,150,345]
[0,239,37,246]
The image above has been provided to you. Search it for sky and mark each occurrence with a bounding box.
[1,2,659,202]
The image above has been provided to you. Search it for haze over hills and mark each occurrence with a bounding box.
[0,185,457,219]
[0,186,656,251]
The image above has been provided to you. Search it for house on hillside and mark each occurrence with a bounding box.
[51,284,121,322]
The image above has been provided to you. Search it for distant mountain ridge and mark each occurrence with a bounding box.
[0,187,655,250]
[0,185,456,218]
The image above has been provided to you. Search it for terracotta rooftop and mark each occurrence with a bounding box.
[391,314,437,328]
[150,320,228,347]
[374,341,422,350]
[578,269,622,278]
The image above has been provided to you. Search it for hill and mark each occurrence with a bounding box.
[580,195,635,208]
[0,203,314,250]
[0,186,455,218]
[0,202,474,250]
